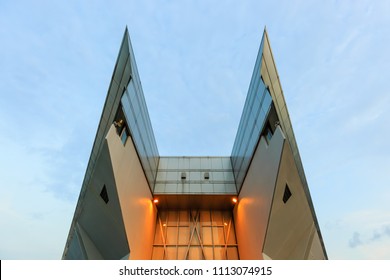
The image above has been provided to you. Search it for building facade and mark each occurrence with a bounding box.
[62,28,327,260]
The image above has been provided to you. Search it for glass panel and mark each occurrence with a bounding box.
[190,184,202,193]
[256,109,267,131]
[189,157,201,169]
[166,227,177,245]
[189,172,201,181]
[165,247,176,260]
[213,227,225,244]
[156,171,166,181]
[191,227,201,246]
[212,211,223,225]
[167,157,179,169]
[227,247,239,260]
[224,172,234,182]
[203,247,213,260]
[158,158,169,169]
[221,157,232,169]
[165,183,177,193]
[262,91,272,110]
[166,172,177,181]
[211,157,223,169]
[200,158,211,169]
[212,172,224,181]
[177,247,187,260]
[153,210,238,260]
[201,183,213,193]
[179,211,189,224]
[214,246,226,260]
[167,211,178,226]
[188,246,202,260]
[200,211,211,225]
[202,226,212,245]
[178,227,190,245]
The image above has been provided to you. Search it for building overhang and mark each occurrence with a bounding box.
[152,194,238,210]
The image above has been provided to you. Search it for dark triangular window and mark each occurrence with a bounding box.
[283,184,292,204]
[100,185,109,204]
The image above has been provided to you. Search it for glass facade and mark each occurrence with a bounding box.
[231,37,272,192]
[154,157,236,194]
[121,79,159,190]
[152,210,239,260]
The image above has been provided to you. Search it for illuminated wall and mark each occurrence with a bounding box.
[152,210,238,260]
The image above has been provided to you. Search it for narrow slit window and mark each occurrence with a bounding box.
[265,123,273,142]
[120,127,128,145]
[100,185,109,204]
[283,184,292,204]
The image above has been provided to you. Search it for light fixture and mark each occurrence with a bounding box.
[224,222,228,226]
[153,198,159,204]
[232,197,238,203]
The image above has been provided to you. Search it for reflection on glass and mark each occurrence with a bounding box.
[231,71,273,191]
[120,128,128,145]
[121,79,159,190]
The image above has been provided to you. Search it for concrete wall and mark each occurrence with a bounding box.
[106,125,157,260]
[64,132,130,260]
[234,126,285,259]
[262,140,326,260]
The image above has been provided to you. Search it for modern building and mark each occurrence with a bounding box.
[62,28,327,260]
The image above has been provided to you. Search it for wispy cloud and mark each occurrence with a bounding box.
[349,225,390,249]
[349,232,363,248]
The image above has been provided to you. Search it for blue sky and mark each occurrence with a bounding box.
[0,0,389,259]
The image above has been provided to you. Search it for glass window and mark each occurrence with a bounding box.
[202,226,212,245]
[188,247,202,260]
[212,171,224,181]
[189,157,201,169]
[120,128,128,145]
[262,91,272,111]
[179,211,189,224]
[214,246,226,260]
[200,157,211,169]
[178,227,190,245]
[152,210,238,259]
[265,124,273,142]
[177,247,187,260]
[189,172,201,181]
[167,211,178,226]
[166,227,177,245]
[166,247,176,260]
[213,227,225,244]
[203,247,213,260]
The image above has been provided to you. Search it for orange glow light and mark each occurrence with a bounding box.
[232,197,238,203]
[153,198,159,204]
